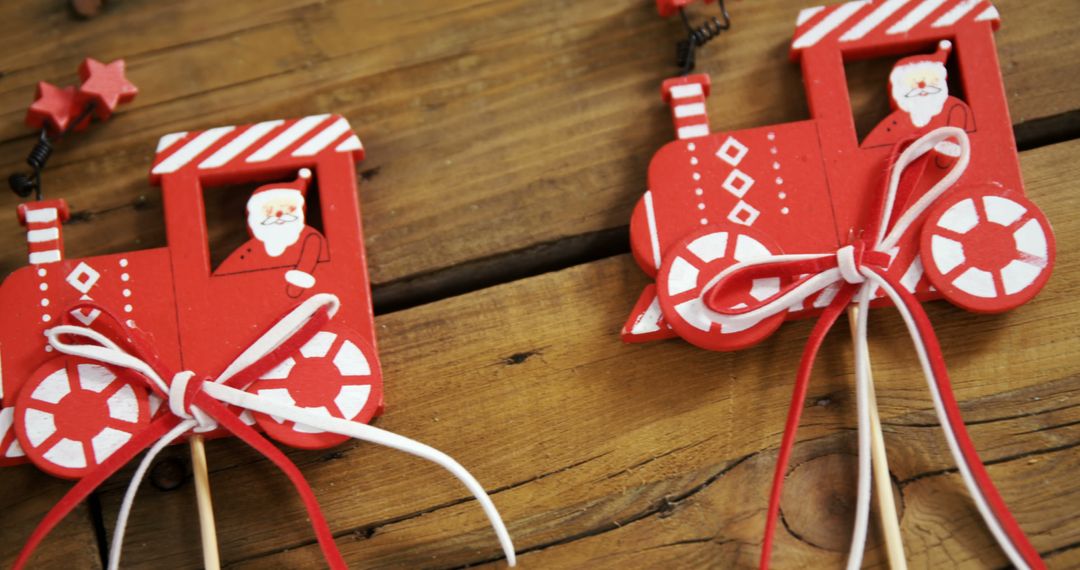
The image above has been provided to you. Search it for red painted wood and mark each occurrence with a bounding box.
[77,58,138,121]
[655,0,717,19]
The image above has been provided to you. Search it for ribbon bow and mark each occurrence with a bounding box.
[700,127,1043,570]
[16,293,516,569]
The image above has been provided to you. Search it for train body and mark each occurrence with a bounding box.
[624,0,1052,350]
[0,114,384,476]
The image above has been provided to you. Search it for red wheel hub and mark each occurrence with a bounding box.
[962,220,1015,272]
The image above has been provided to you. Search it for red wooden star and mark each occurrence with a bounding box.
[78,58,138,119]
[25,82,84,134]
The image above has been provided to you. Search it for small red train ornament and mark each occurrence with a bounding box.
[629,2,1053,569]
[2,107,516,567]
[625,0,1054,349]
[0,114,381,475]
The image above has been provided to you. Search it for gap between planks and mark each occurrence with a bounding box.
[370,110,1080,315]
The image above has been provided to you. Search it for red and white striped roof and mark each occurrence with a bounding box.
[791,0,1000,57]
[150,114,363,182]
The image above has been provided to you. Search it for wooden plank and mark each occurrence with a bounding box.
[0,1,1076,289]
[442,387,1080,570]
[0,464,102,568]
[90,139,1080,567]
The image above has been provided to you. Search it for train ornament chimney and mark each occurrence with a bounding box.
[17,199,70,265]
[662,74,712,140]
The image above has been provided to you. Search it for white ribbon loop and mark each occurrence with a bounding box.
[43,293,517,569]
[835,245,865,284]
[46,325,169,394]
[167,371,218,432]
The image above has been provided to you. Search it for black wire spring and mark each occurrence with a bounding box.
[676,0,732,74]
[9,102,95,201]
[26,132,54,172]
[8,132,54,200]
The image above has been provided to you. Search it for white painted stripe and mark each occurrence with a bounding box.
[335,135,363,152]
[198,120,283,169]
[155,132,187,153]
[246,114,329,163]
[293,118,351,157]
[677,124,710,139]
[644,191,662,270]
[24,208,57,223]
[27,228,59,243]
[674,103,706,118]
[887,0,948,34]
[29,250,61,264]
[974,5,999,21]
[793,1,870,49]
[797,6,825,26]
[152,126,235,174]
[932,0,981,27]
[669,84,703,99]
[840,0,910,41]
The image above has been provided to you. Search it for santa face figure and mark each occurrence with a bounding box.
[248,188,306,257]
[890,60,949,128]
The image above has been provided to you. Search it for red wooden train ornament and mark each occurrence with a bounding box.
[0,114,380,476]
[5,60,515,570]
[624,0,1054,348]
[627,2,1054,569]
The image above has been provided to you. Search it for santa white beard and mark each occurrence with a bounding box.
[247,189,306,257]
[891,62,949,128]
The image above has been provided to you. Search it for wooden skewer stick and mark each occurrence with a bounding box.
[848,307,907,570]
[189,435,222,570]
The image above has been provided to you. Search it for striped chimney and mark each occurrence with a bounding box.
[662,74,712,140]
[17,199,70,265]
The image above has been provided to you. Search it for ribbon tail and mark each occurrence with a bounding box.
[864,268,1044,570]
[13,416,182,570]
[846,283,874,570]
[194,394,349,570]
[203,383,518,567]
[760,284,858,570]
[108,420,196,570]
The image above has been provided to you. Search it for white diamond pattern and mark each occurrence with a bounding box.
[722,169,755,198]
[66,262,100,294]
[716,136,748,166]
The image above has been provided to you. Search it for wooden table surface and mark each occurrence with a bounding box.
[1,1,1078,568]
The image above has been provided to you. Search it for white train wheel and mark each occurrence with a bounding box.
[920,186,1055,314]
[657,227,788,351]
[250,322,384,449]
[14,357,150,479]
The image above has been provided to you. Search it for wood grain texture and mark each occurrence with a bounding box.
[87,139,1079,568]
[0,0,1077,568]
[0,464,102,568]
[0,0,1077,289]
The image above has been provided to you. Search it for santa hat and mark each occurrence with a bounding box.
[248,168,312,209]
[893,40,953,72]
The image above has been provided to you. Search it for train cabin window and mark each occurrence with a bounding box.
[203,172,325,274]
[846,42,969,147]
